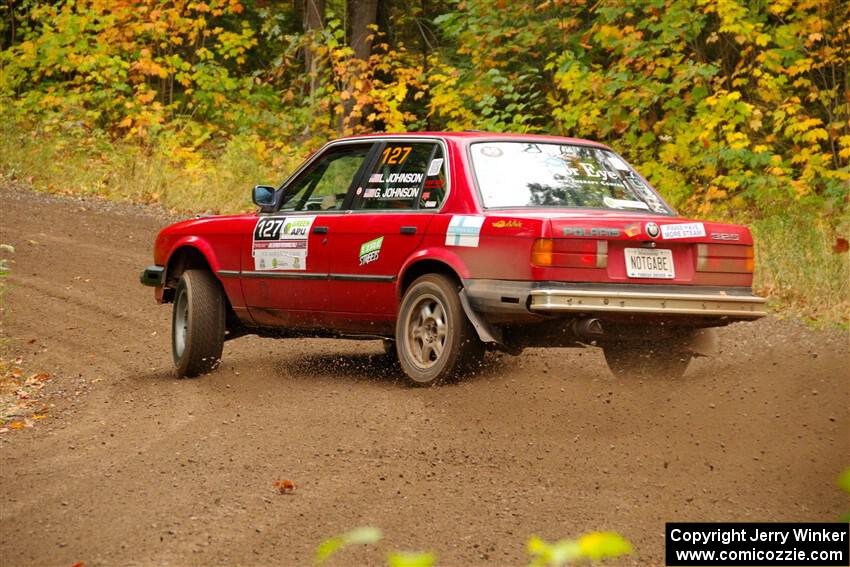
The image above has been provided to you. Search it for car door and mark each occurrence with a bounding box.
[328,139,449,318]
[242,141,376,327]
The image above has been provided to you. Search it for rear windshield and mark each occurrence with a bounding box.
[470,142,671,214]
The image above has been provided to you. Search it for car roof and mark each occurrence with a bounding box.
[337,131,612,150]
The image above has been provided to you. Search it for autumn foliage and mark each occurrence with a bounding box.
[0,0,847,219]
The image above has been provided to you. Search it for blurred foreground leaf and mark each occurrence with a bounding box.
[387,551,436,567]
[314,526,383,565]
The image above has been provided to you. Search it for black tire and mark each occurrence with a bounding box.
[395,274,483,386]
[172,269,226,378]
[602,339,692,379]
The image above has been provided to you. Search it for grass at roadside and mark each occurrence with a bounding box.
[0,117,306,214]
[752,215,849,327]
[1,117,847,327]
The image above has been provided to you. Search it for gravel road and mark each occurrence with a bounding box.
[1,185,847,567]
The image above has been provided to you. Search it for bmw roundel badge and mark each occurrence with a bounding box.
[645,222,660,238]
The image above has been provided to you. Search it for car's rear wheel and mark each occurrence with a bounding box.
[396,274,483,386]
[172,269,225,378]
[602,337,693,379]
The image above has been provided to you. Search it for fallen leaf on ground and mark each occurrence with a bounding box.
[274,479,296,494]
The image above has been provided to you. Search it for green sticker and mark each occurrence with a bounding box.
[359,236,384,266]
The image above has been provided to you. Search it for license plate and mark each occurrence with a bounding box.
[624,248,675,279]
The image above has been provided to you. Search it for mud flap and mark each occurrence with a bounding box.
[458,288,501,344]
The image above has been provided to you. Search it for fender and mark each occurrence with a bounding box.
[396,246,472,302]
[162,235,223,278]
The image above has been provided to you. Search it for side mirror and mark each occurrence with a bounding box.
[252,185,276,208]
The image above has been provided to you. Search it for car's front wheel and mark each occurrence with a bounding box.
[172,269,226,378]
[396,274,483,386]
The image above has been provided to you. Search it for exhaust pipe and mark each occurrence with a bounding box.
[572,317,604,341]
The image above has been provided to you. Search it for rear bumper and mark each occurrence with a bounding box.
[140,265,165,287]
[463,279,767,320]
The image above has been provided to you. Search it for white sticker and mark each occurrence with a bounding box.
[445,215,485,247]
[603,196,650,210]
[660,222,706,240]
[607,156,630,171]
[252,216,316,270]
[427,158,444,177]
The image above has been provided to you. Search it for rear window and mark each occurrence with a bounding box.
[470,142,671,214]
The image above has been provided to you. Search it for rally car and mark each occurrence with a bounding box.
[141,132,766,385]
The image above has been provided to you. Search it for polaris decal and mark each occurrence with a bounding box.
[563,227,620,237]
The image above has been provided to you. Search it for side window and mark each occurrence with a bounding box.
[351,142,446,211]
[279,143,372,212]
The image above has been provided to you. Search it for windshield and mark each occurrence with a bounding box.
[470,142,671,214]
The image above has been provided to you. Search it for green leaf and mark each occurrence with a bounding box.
[837,468,850,493]
[526,536,581,567]
[314,527,382,566]
[577,531,633,560]
[387,551,436,567]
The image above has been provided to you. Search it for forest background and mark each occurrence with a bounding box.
[0,0,847,324]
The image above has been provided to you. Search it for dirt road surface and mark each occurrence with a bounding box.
[1,186,847,567]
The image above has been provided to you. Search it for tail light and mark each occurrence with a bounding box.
[532,239,608,268]
[696,244,754,273]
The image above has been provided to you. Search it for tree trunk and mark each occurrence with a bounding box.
[303,0,325,97]
[349,0,378,62]
[340,0,378,131]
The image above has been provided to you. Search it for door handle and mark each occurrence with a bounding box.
[313,226,329,234]
[399,226,417,235]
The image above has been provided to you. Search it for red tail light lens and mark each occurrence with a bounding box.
[696,244,754,273]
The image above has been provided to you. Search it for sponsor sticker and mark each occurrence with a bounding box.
[446,215,485,247]
[661,222,706,239]
[252,216,316,271]
[358,236,384,266]
[607,156,630,171]
[624,222,642,237]
[603,196,649,210]
[427,158,444,177]
[492,219,523,229]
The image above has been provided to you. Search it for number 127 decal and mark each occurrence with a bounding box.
[381,146,412,165]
